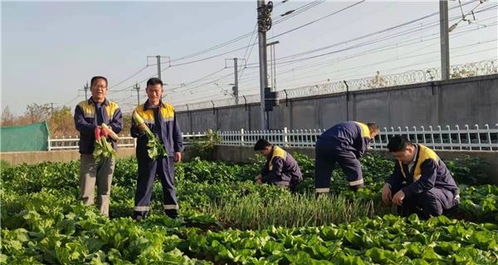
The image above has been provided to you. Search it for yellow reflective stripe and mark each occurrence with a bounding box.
[78,101,95,118]
[163,204,179,210]
[315,188,330,193]
[134,206,150,211]
[349,179,364,186]
[134,103,175,123]
[134,105,155,123]
[79,100,119,119]
[268,146,287,171]
[413,144,439,182]
[354,121,371,139]
[104,101,119,118]
[272,146,286,159]
[160,103,175,119]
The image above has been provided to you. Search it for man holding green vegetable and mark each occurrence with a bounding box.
[74,76,123,217]
[131,77,183,220]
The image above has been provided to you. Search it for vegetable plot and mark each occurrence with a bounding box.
[2,188,496,264]
[1,154,497,264]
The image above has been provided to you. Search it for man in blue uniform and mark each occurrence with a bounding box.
[315,121,379,194]
[382,135,459,219]
[131,78,183,220]
[74,76,123,217]
[254,139,303,191]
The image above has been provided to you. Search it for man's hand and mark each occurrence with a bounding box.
[392,190,405,206]
[255,175,263,184]
[137,123,147,132]
[174,152,182,163]
[381,183,392,205]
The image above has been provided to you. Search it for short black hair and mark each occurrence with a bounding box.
[367,122,379,133]
[387,135,412,152]
[254,139,271,151]
[147,77,163,87]
[91,76,108,87]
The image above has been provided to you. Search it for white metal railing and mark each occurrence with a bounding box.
[370,124,498,151]
[183,132,206,146]
[48,133,205,151]
[48,136,80,150]
[218,124,498,151]
[48,124,498,151]
[48,136,136,151]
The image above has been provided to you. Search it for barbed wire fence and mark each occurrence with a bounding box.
[175,59,497,112]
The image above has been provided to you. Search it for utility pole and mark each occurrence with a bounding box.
[226,58,245,104]
[156,55,162,80]
[84,82,89,99]
[233,58,239,104]
[133,83,140,105]
[267,41,279,91]
[147,55,171,81]
[439,0,450,80]
[265,40,279,131]
[49,102,55,116]
[257,0,273,130]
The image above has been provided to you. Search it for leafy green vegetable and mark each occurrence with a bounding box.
[93,126,116,164]
[132,111,167,160]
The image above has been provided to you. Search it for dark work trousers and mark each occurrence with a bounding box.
[314,142,364,193]
[396,186,458,219]
[133,156,178,219]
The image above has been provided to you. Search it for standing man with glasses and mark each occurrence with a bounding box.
[74,76,123,217]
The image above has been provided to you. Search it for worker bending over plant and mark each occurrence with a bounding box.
[315,121,379,194]
[254,139,303,191]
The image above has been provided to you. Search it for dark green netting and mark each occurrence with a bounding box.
[1,122,49,152]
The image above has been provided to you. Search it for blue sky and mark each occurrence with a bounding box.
[2,0,497,115]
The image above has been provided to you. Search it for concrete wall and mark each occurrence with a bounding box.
[0,148,200,166]
[176,74,498,131]
[0,148,136,166]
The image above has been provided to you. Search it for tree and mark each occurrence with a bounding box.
[25,103,51,123]
[121,113,132,136]
[49,106,77,137]
[1,106,15,126]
